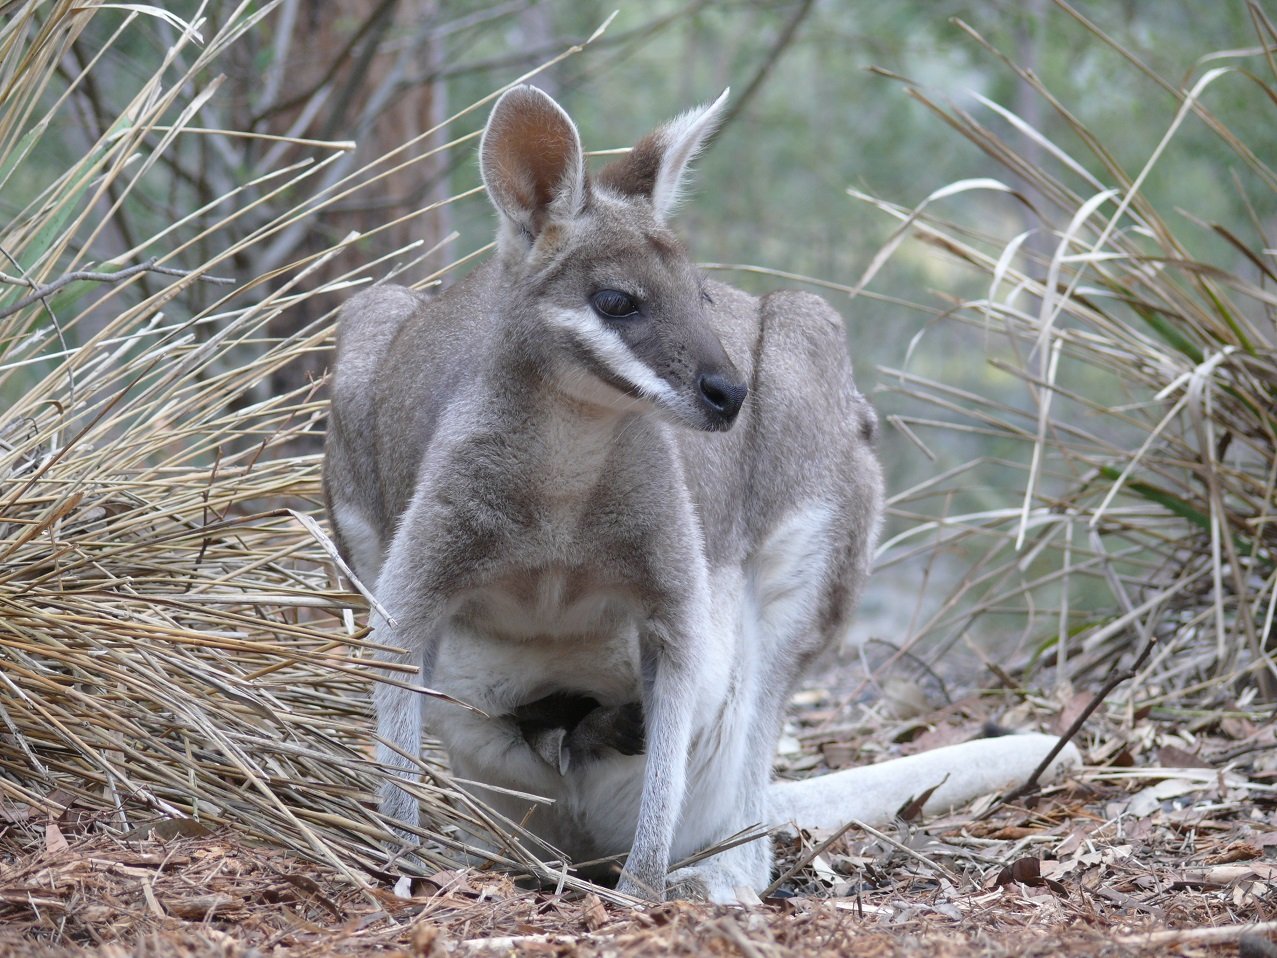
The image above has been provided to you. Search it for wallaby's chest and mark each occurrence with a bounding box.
[426,405,676,579]
[451,562,643,643]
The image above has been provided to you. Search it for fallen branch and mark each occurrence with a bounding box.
[1113,921,1277,948]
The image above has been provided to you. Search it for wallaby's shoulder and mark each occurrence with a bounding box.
[756,287,864,398]
[746,285,878,468]
[336,283,425,343]
[331,283,426,385]
[334,267,498,388]
[758,288,849,353]
[704,281,852,368]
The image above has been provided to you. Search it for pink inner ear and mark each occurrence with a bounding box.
[489,98,579,212]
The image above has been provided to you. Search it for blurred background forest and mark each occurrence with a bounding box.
[1,0,1274,828]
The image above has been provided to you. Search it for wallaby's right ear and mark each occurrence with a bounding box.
[480,86,586,247]
[596,89,729,221]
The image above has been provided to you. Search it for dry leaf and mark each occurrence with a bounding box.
[1204,841,1261,865]
[44,822,69,856]
[581,892,608,931]
[1157,744,1208,768]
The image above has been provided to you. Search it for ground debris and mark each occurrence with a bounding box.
[2,693,1273,956]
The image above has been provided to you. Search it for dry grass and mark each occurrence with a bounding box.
[852,1,1277,702]
[0,0,614,895]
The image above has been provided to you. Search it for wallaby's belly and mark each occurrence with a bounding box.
[422,570,650,858]
[432,595,644,710]
[452,565,643,643]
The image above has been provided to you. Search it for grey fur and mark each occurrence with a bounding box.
[324,86,1078,903]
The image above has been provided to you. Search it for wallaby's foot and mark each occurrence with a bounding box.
[615,863,754,904]
[664,863,756,904]
[674,830,772,903]
[615,866,666,902]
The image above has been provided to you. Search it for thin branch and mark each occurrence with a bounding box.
[250,0,401,126]
[0,258,235,320]
[762,818,858,898]
[717,0,816,133]
[993,632,1158,811]
[0,243,74,404]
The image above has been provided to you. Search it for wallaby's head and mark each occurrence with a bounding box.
[479,86,747,432]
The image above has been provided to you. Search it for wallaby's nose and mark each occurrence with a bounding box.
[697,370,748,425]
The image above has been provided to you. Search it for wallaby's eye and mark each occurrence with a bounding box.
[591,289,639,319]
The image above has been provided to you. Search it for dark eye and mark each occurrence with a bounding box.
[590,289,639,319]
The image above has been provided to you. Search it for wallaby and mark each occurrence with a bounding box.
[324,86,1080,902]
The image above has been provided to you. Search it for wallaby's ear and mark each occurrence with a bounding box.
[480,85,586,244]
[597,89,730,220]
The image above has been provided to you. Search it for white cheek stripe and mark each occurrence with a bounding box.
[550,307,682,407]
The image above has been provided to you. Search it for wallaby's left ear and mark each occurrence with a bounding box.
[597,89,730,220]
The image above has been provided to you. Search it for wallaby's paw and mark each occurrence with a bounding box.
[576,701,645,758]
[664,866,711,902]
[615,871,664,902]
[665,864,759,905]
[512,695,646,775]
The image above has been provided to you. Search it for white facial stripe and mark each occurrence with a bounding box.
[549,307,681,407]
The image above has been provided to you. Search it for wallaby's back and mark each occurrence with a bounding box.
[325,268,496,578]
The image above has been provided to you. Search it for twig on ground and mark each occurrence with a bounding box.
[763,819,859,898]
[1113,920,1277,948]
[992,633,1158,811]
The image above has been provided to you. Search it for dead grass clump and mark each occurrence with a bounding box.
[0,0,608,889]
[858,3,1277,700]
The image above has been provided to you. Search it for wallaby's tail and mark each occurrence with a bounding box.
[767,733,1081,830]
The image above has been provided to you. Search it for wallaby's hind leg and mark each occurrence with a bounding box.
[767,733,1082,831]
[326,286,437,847]
[324,285,424,585]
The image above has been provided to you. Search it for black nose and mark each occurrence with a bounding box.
[697,370,748,423]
